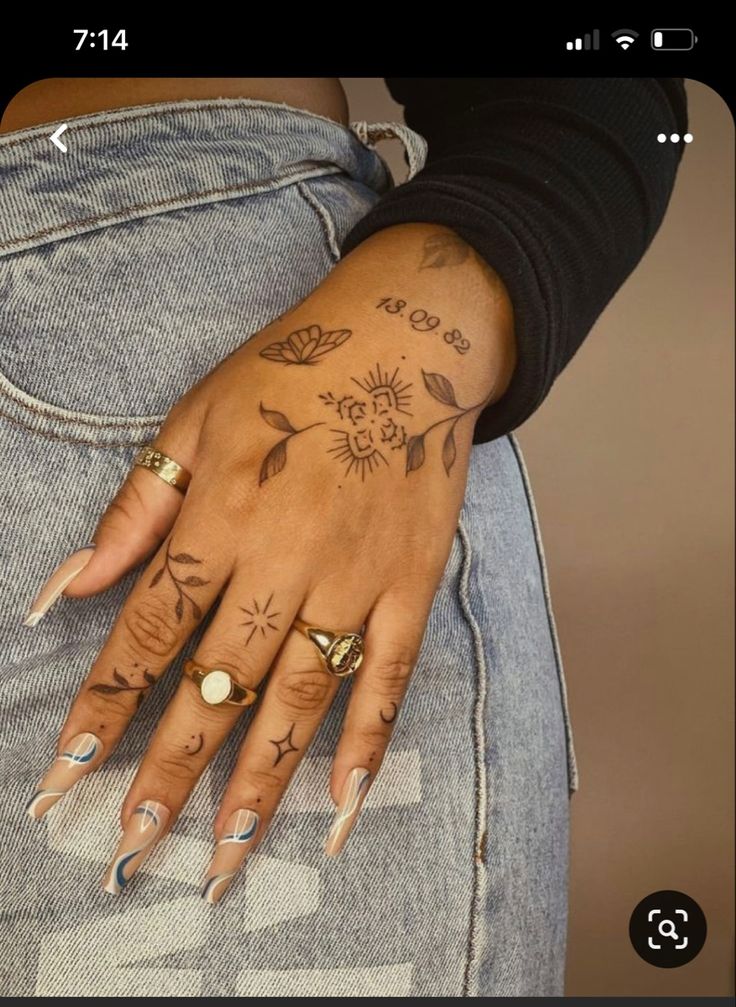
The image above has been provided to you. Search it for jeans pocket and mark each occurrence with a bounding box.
[0,184,340,439]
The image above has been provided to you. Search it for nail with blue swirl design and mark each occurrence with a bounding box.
[202,809,260,905]
[26,733,104,821]
[102,800,170,895]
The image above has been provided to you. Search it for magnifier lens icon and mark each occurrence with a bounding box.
[659,919,678,939]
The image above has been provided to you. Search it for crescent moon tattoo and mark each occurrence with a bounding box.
[380,702,398,725]
[185,732,204,756]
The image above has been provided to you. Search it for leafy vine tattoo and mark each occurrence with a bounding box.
[270,724,299,766]
[257,362,484,483]
[380,702,398,724]
[258,403,324,484]
[260,324,352,365]
[240,593,280,646]
[375,296,471,355]
[406,371,487,476]
[89,665,155,709]
[150,541,209,623]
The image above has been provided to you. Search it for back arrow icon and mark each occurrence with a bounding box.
[50,124,68,153]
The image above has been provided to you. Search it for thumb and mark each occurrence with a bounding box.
[24,420,199,625]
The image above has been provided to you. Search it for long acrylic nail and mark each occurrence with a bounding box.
[24,545,96,627]
[26,733,104,821]
[202,809,259,905]
[325,768,371,857]
[102,800,170,895]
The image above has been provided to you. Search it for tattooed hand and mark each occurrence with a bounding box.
[30,224,515,902]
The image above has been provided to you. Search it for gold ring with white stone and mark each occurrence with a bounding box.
[292,618,364,678]
[183,660,258,707]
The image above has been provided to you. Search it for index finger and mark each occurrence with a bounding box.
[27,509,229,821]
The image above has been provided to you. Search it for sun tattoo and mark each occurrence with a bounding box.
[320,364,413,481]
[240,593,280,646]
[257,362,487,483]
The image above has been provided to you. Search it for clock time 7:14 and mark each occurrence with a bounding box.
[73,29,128,50]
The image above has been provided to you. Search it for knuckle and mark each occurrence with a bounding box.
[371,648,416,689]
[154,749,198,785]
[274,666,333,715]
[84,684,137,721]
[123,596,180,660]
[245,764,285,793]
[356,722,392,748]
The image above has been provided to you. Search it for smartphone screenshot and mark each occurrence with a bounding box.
[0,22,732,1003]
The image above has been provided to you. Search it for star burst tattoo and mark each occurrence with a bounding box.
[240,593,280,646]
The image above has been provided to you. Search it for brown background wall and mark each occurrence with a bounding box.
[342,78,734,996]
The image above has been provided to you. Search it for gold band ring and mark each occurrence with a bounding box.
[183,660,258,707]
[134,445,192,493]
[292,617,364,678]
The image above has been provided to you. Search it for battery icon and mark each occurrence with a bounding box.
[651,28,697,50]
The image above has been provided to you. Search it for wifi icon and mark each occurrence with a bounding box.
[612,28,639,49]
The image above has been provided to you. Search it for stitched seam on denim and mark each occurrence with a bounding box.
[0,374,165,428]
[296,181,341,262]
[507,432,579,794]
[0,164,343,252]
[456,518,488,997]
[0,99,362,151]
[0,406,155,448]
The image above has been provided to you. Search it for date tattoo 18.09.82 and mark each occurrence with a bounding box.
[375,297,471,355]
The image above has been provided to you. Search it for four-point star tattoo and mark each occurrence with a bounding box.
[240,593,280,646]
[270,724,299,766]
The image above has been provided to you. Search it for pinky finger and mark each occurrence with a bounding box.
[326,585,431,857]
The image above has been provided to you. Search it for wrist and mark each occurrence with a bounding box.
[316,223,516,408]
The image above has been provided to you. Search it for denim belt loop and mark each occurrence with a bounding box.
[349,121,428,181]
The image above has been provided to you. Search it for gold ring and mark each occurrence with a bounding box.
[292,617,364,678]
[134,445,192,493]
[183,660,258,707]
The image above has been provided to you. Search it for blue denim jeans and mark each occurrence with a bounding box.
[0,99,577,997]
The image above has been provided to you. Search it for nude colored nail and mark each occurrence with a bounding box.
[26,733,104,821]
[102,800,170,895]
[202,809,260,905]
[24,545,96,626]
[325,768,371,857]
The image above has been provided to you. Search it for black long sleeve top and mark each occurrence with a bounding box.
[341,78,688,443]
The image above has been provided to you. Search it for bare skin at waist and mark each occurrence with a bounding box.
[0,78,349,132]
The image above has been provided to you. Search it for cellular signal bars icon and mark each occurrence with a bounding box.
[566,30,600,50]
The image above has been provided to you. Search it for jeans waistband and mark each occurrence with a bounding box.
[0,98,428,258]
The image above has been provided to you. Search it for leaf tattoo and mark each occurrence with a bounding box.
[259,407,296,434]
[149,540,209,623]
[260,440,288,483]
[441,423,458,476]
[258,403,323,485]
[260,324,352,365]
[405,434,426,474]
[89,666,154,703]
[423,371,458,408]
[419,232,471,270]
